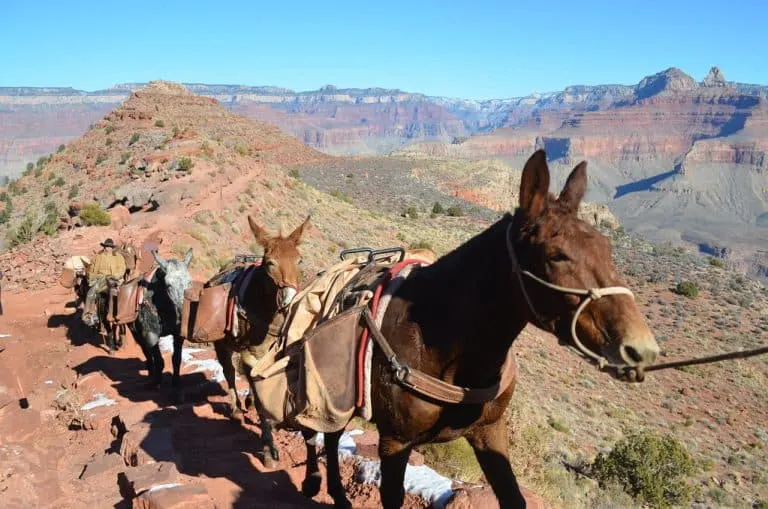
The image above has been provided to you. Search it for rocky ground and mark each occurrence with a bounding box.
[0,286,548,509]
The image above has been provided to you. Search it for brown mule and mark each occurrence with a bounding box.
[214,214,311,468]
[314,150,659,508]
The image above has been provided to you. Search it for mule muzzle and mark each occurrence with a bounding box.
[278,286,298,309]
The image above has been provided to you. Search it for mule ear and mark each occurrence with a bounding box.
[248,216,272,248]
[183,248,193,267]
[519,149,550,218]
[287,215,311,245]
[558,161,588,214]
[152,250,169,272]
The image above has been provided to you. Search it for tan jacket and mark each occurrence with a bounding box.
[88,251,127,280]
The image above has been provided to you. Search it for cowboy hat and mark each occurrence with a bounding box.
[100,238,116,248]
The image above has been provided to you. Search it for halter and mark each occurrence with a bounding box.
[505,223,639,375]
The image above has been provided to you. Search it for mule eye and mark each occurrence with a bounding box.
[550,252,571,263]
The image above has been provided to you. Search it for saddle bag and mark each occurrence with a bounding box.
[108,278,141,324]
[59,267,77,289]
[252,306,363,433]
[183,282,231,343]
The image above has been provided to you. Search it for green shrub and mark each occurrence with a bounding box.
[95,154,107,165]
[26,162,34,173]
[34,166,43,178]
[154,119,165,128]
[68,185,79,199]
[675,281,699,299]
[53,177,65,187]
[105,124,116,135]
[431,202,444,214]
[57,144,66,153]
[36,155,49,170]
[403,205,419,219]
[709,257,724,268]
[446,205,464,217]
[129,133,140,146]
[172,125,180,137]
[329,189,351,203]
[419,438,482,483]
[105,137,113,146]
[79,203,111,226]
[119,152,131,165]
[7,214,37,246]
[43,185,51,197]
[593,431,696,508]
[177,157,194,171]
[409,240,433,251]
[288,168,300,179]
[235,144,252,156]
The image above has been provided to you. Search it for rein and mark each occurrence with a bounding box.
[504,223,768,378]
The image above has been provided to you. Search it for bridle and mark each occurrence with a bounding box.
[505,223,642,378]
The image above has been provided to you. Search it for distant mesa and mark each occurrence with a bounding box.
[635,67,697,99]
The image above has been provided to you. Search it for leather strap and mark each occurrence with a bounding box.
[361,308,517,405]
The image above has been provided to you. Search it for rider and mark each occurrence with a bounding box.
[82,238,127,324]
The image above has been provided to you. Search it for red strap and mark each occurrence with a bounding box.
[355,259,426,408]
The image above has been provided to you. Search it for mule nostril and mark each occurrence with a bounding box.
[622,345,644,364]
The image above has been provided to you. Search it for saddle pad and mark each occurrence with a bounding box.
[358,260,428,420]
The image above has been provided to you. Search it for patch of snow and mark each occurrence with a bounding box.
[238,388,250,398]
[313,429,363,457]
[148,483,182,493]
[186,358,224,383]
[354,459,454,508]
[44,380,54,385]
[158,334,221,380]
[80,393,117,411]
[314,429,454,507]
[0,333,12,338]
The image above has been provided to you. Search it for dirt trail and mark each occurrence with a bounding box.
[0,287,546,508]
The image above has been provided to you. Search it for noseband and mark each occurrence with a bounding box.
[505,223,639,375]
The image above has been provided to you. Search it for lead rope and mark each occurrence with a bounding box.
[505,223,768,375]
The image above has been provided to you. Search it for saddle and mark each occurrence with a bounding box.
[251,247,424,432]
[180,254,261,343]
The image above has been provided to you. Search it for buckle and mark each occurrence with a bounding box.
[390,356,409,382]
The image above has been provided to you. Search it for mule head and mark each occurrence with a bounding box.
[151,249,193,313]
[512,150,659,380]
[248,214,310,309]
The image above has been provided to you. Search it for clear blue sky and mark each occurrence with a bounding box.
[2,0,766,99]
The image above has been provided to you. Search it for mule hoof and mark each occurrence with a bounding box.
[301,473,322,498]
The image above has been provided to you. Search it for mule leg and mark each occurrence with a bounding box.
[325,430,351,509]
[143,332,165,389]
[379,437,411,509]
[117,324,126,348]
[466,422,526,508]
[301,428,321,498]
[213,342,242,416]
[171,335,183,388]
[246,375,279,467]
[130,326,154,376]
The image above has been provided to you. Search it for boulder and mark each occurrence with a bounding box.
[120,462,181,498]
[131,483,215,509]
